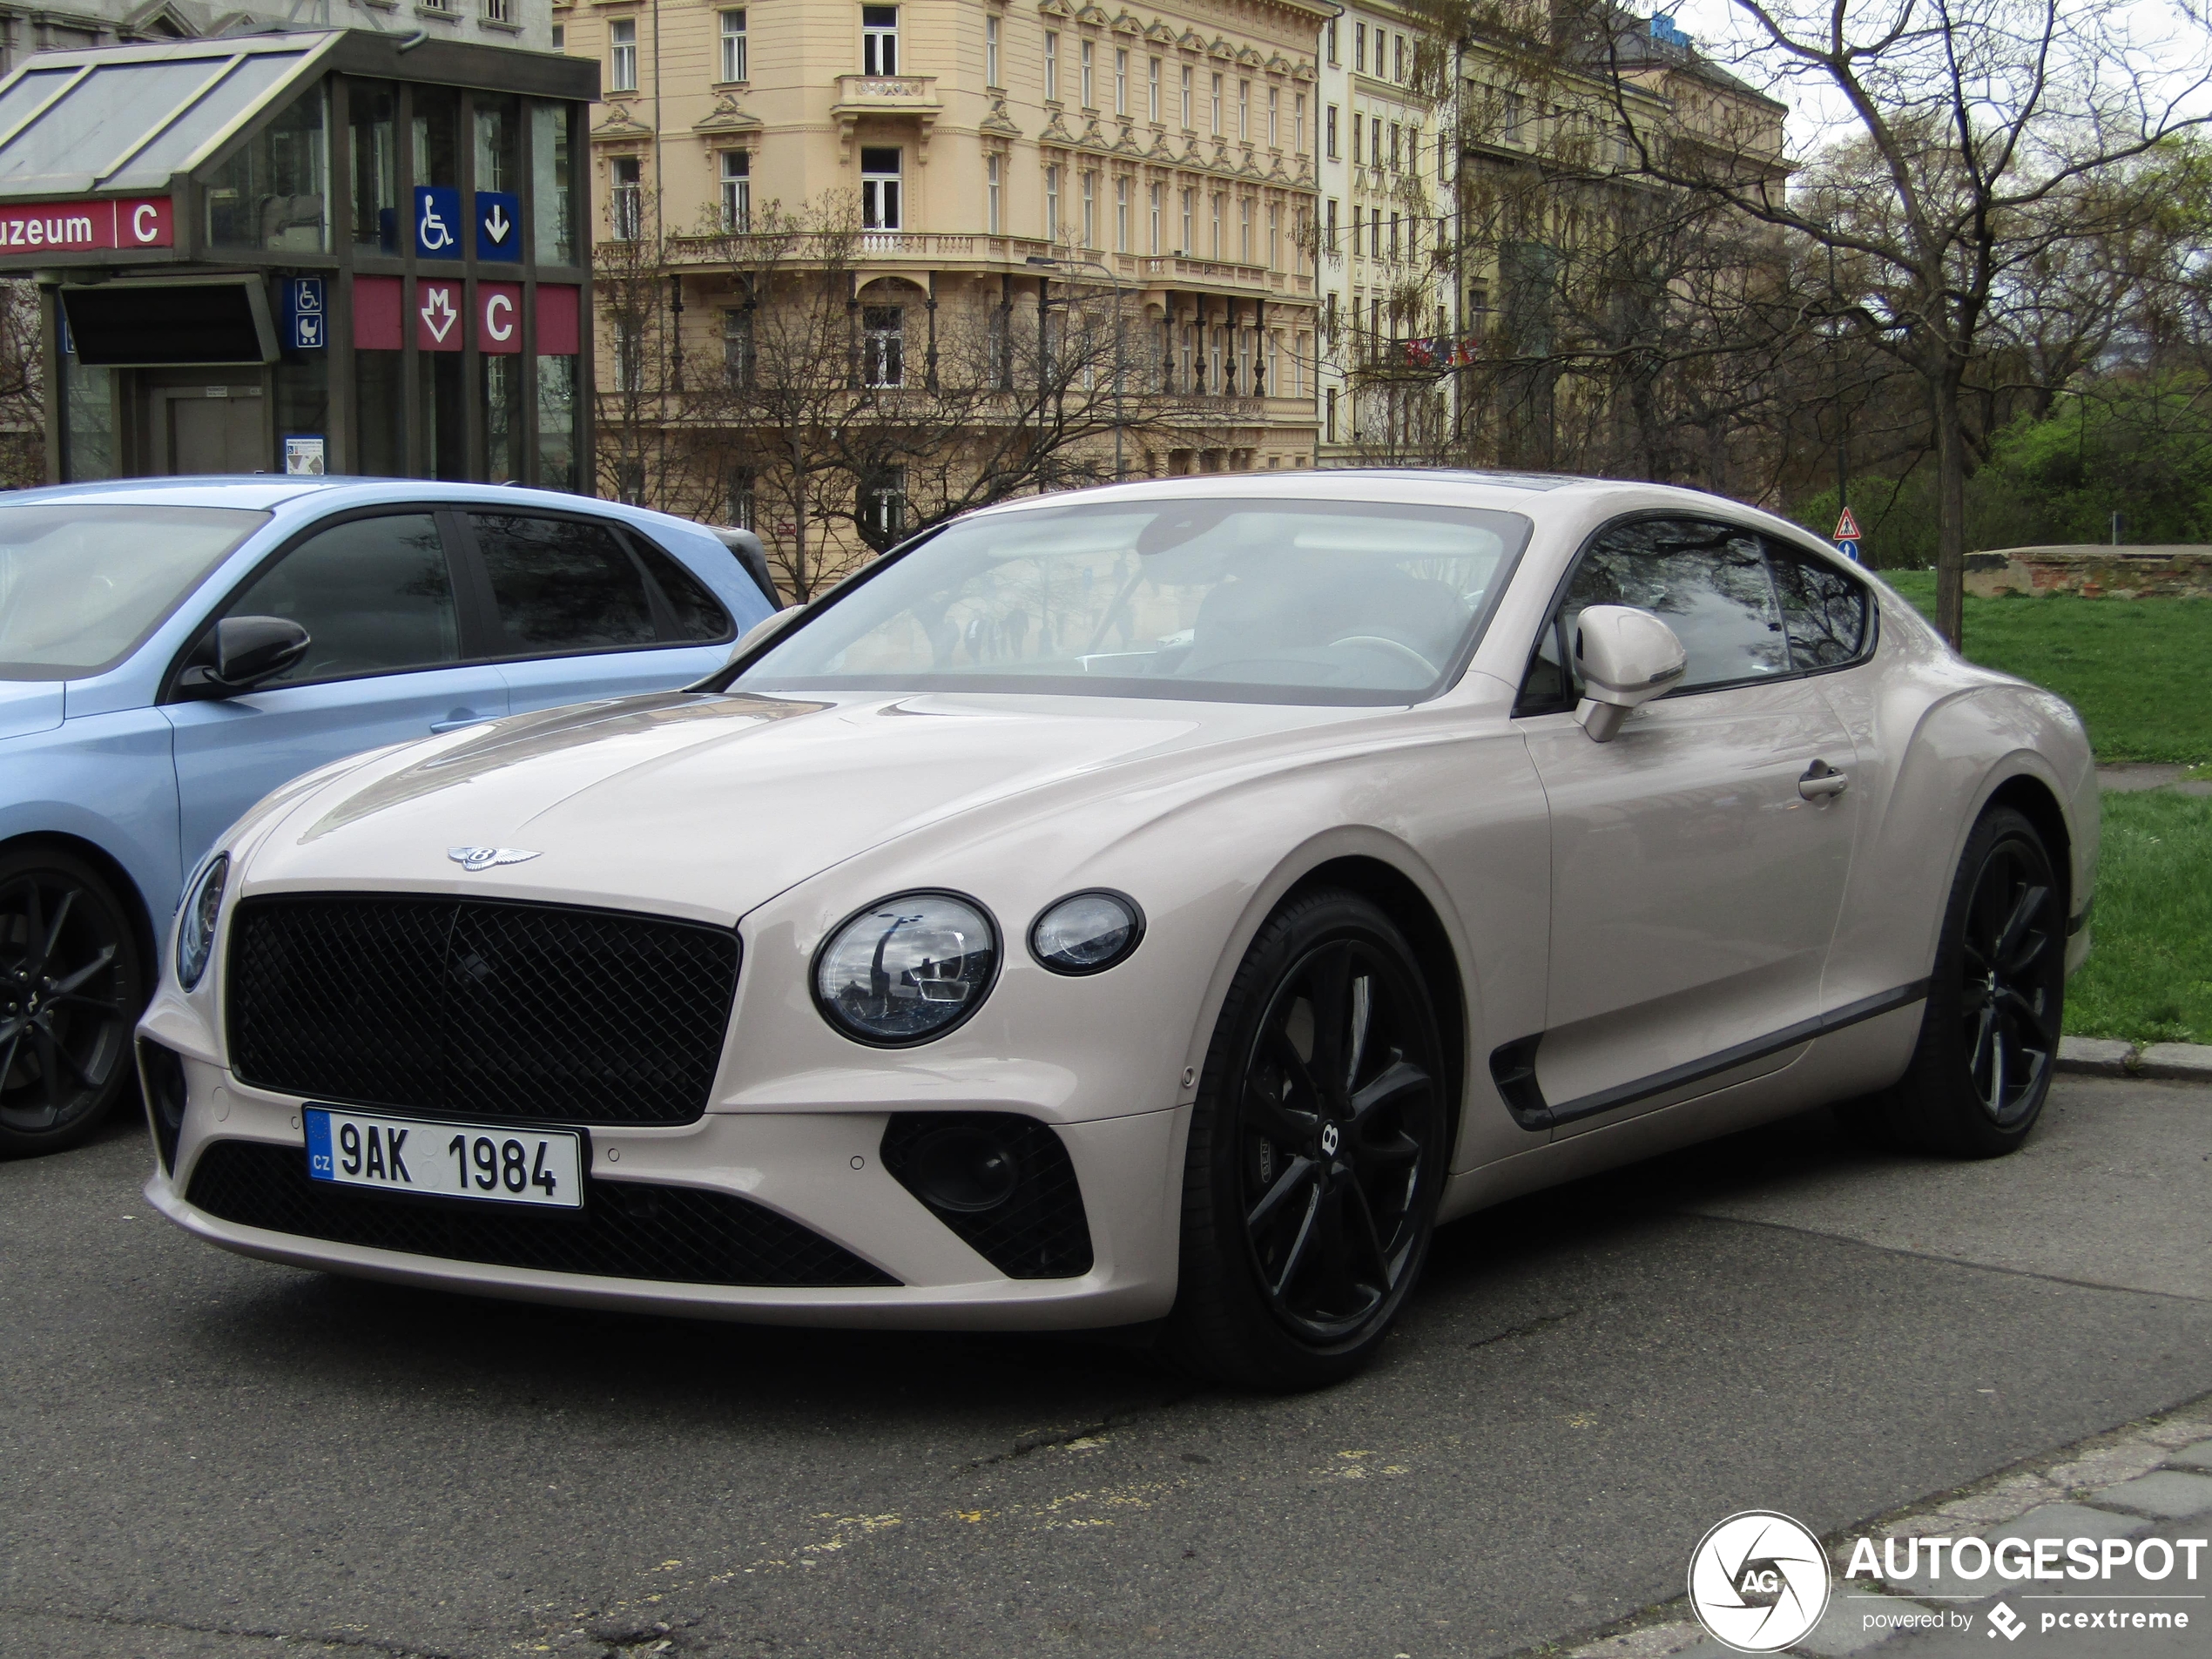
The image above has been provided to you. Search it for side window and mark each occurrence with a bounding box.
[223,513,459,685]
[1518,517,1790,710]
[1767,539,1871,669]
[471,514,658,654]
[634,541,736,644]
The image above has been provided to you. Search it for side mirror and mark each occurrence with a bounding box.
[732,604,806,657]
[1572,604,1687,742]
[180,616,313,697]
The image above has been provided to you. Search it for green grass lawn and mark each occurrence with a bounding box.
[1876,570,2212,1045]
[2066,789,2212,1046]
[1878,570,2212,764]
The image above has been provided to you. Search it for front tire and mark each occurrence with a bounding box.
[1167,888,1448,1390]
[0,847,148,1158]
[1883,806,2067,1158]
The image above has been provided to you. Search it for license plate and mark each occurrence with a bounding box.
[304,1107,583,1210]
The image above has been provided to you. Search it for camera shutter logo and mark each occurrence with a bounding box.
[1687,1511,1831,1652]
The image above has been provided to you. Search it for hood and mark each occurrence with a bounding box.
[0,680,64,743]
[241,690,1346,923]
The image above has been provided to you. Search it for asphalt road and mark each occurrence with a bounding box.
[4,1077,2208,1659]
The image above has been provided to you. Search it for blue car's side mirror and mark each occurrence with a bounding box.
[178,616,313,698]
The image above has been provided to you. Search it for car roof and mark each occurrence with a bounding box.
[0,476,717,540]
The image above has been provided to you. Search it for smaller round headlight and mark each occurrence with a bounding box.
[1028,890,1144,975]
[814,891,999,1045]
[175,853,228,990]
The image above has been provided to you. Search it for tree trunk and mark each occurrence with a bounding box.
[1931,364,1969,651]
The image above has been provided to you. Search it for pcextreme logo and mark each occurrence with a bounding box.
[1688,1511,1831,1652]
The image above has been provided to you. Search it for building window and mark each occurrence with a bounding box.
[862,306,904,387]
[1370,208,1379,259]
[550,21,563,49]
[1389,211,1399,261]
[609,18,637,93]
[1179,186,1192,253]
[1391,122,1401,171]
[1179,65,1192,128]
[1325,103,1337,158]
[1238,194,1250,262]
[1350,203,1361,259]
[1353,21,1364,73]
[1504,91,1523,145]
[1148,57,1161,120]
[1115,173,1129,251]
[1210,191,1222,258]
[1149,181,1161,251]
[1044,30,1059,99]
[1080,38,1094,106]
[718,10,747,83]
[1326,17,1338,64]
[614,317,644,391]
[1394,33,1406,81]
[860,146,901,229]
[987,152,1002,233]
[861,468,906,537]
[484,0,514,25]
[986,14,1000,85]
[1267,86,1278,147]
[1351,112,1361,165]
[1294,92,1305,152]
[728,468,755,528]
[1266,199,1278,267]
[1081,169,1096,247]
[1408,127,1420,178]
[724,307,754,385]
[720,150,750,229]
[1210,71,1222,134]
[1045,164,1060,239]
[1325,195,1337,252]
[1238,78,1249,140]
[862,5,899,74]
[1325,386,1337,442]
[610,155,642,239]
[1115,48,1128,116]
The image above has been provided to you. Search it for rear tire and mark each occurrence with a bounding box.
[1875,806,2066,1158]
[0,846,148,1158]
[1166,888,1447,1390]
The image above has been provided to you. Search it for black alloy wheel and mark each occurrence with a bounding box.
[1865,806,2065,1158]
[0,848,147,1157]
[1169,887,1447,1388]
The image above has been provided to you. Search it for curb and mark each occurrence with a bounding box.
[2056,1035,2212,1082]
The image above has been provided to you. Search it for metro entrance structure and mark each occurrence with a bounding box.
[0,29,595,485]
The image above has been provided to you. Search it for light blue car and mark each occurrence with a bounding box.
[0,477,778,1156]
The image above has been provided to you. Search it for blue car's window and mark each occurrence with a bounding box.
[631,541,734,644]
[471,514,658,653]
[223,514,460,686]
[729,498,1533,705]
[0,504,267,681]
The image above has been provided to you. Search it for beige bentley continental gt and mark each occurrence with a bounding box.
[138,472,2097,1389]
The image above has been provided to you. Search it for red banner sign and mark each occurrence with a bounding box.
[416,278,462,352]
[0,196,171,254]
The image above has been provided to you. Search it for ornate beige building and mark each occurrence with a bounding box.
[562,0,1332,545]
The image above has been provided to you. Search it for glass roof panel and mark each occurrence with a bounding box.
[0,57,223,185]
[0,68,78,148]
[111,51,314,185]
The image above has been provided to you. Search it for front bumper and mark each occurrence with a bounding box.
[145,1055,1189,1331]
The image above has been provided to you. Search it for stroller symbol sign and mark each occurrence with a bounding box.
[414,185,462,259]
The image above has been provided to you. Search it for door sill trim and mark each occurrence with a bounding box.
[1489,980,1932,1133]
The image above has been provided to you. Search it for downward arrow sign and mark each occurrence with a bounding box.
[484,203,512,244]
[420,287,458,342]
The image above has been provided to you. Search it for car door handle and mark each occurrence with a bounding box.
[1798,759,1849,799]
[430,711,490,733]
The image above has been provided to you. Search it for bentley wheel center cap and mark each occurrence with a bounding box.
[1319,1123,1340,1157]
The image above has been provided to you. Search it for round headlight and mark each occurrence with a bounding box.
[175,853,228,990]
[813,891,999,1046]
[1028,890,1144,975]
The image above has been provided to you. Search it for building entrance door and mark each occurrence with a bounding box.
[141,376,267,475]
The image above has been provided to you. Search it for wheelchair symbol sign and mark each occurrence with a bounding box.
[284,276,326,350]
[414,185,462,259]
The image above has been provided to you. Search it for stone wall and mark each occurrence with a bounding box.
[1963,546,2212,599]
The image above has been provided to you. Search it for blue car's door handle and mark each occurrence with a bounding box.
[430,711,489,734]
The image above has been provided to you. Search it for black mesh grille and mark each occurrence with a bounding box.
[185,1139,897,1288]
[227,896,740,1125]
[880,1113,1094,1279]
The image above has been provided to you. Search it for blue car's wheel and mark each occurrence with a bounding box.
[0,848,147,1157]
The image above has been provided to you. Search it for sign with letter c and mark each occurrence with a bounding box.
[478,282,522,354]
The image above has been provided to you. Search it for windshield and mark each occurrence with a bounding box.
[0,504,269,681]
[730,497,1533,705]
